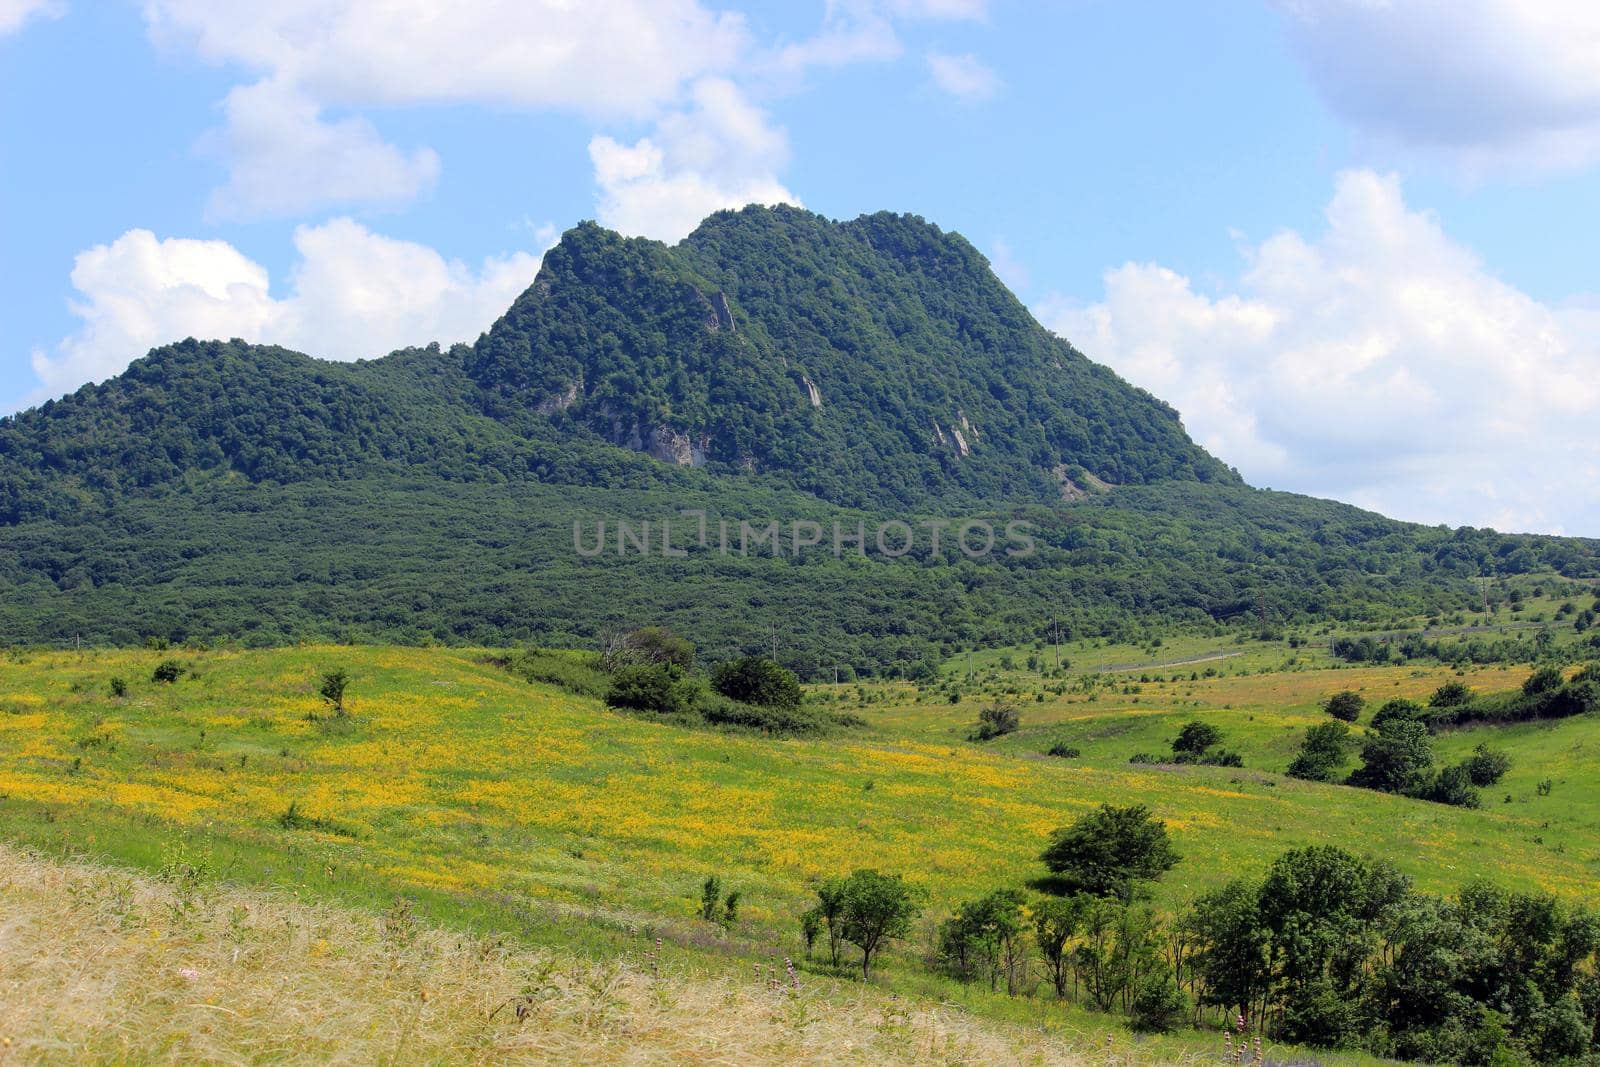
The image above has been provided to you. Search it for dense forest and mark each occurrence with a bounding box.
[1,206,1596,662]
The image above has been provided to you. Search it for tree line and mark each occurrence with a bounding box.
[796,804,1600,1064]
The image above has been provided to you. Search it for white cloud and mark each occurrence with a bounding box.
[23,221,547,408]
[203,79,440,219]
[0,0,60,35]
[1277,0,1600,172]
[589,78,799,242]
[926,51,998,100]
[143,1,749,119]
[1042,170,1600,535]
[142,0,751,215]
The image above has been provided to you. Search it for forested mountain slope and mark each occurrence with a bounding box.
[1,206,1594,660]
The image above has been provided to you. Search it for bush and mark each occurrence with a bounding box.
[1424,763,1482,808]
[1523,665,1564,696]
[970,700,1020,741]
[503,649,609,698]
[606,663,688,715]
[606,626,695,671]
[711,657,802,708]
[1040,804,1178,901]
[1130,972,1189,1033]
[151,660,182,684]
[1046,741,1080,758]
[108,676,127,698]
[1286,722,1351,782]
[1463,744,1511,787]
[1173,720,1222,754]
[318,669,349,715]
[1370,698,1425,730]
[1429,681,1474,708]
[1324,690,1365,722]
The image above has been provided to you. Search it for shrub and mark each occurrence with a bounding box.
[1131,972,1189,1033]
[1523,665,1565,696]
[151,660,182,684]
[831,869,923,979]
[1463,744,1511,787]
[606,663,688,715]
[108,676,127,698]
[1040,804,1178,901]
[710,657,802,708]
[1347,718,1434,796]
[1286,722,1351,782]
[970,700,1020,741]
[1173,720,1222,754]
[1370,698,1426,730]
[605,626,695,671]
[1428,681,1474,708]
[1424,764,1482,809]
[1324,690,1365,722]
[1046,741,1080,758]
[318,669,350,715]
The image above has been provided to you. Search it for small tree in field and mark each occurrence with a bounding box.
[711,656,802,708]
[836,869,923,979]
[1323,690,1364,722]
[1172,720,1222,755]
[319,669,350,716]
[1286,722,1352,782]
[1040,804,1178,902]
[970,700,1020,740]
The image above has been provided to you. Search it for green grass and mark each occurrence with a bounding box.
[2,643,1597,1059]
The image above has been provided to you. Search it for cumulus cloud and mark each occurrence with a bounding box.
[142,0,751,216]
[589,78,799,242]
[203,79,440,219]
[1277,0,1600,172]
[1043,170,1600,535]
[143,1,748,119]
[23,222,546,408]
[926,51,998,100]
[0,0,60,35]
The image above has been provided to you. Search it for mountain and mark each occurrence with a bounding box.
[1,206,1595,665]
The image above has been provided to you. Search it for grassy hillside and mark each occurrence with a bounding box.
[5,643,1598,1061]
[4,646,1596,933]
[2,844,1141,1065]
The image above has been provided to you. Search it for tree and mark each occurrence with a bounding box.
[1370,698,1425,731]
[608,626,695,670]
[151,660,182,684]
[1424,763,1482,808]
[711,656,802,708]
[1462,744,1511,787]
[1040,804,1179,902]
[1033,895,1083,998]
[1286,722,1351,782]
[1428,681,1474,708]
[802,878,849,968]
[1347,718,1434,795]
[1323,690,1365,722]
[606,663,688,715]
[937,888,1028,992]
[1189,879,1270,1020]
[836,869,923,979]
[1523,665,1565,697]
[970,700,1020,741]
[319,668,350,715]
[1173,721,1222,755]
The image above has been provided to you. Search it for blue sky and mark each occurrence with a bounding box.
[2,1,1598,535]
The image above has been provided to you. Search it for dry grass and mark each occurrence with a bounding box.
[0,845,1193,1066]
